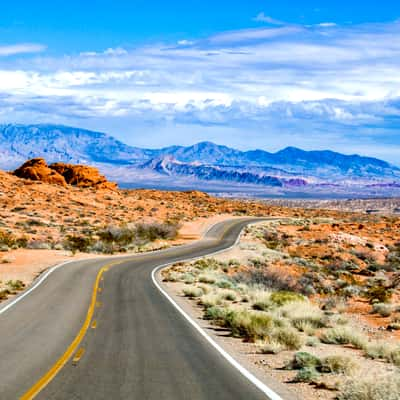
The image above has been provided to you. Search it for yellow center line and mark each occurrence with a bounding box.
[20,260,121,400]
[72,348,85,365]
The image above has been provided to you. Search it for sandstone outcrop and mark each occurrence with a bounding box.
[50,163,117,190]
[13,158,67,186]
[13,158,117,190]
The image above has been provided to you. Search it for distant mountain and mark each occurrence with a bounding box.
[0,124,152,168]
[139,156,298,187]
[1,124,400,196]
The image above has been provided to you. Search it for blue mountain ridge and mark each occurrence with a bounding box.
[0,124,399,188]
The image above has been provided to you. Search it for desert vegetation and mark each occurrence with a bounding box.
[163,218,400,400]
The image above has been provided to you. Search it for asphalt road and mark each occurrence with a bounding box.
[0,218,280,400]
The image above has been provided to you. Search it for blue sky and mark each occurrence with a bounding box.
[1,1,400,163]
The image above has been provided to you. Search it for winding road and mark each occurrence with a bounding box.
[0,218,286,400]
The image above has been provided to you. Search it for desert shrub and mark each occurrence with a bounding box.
[280,301,327,329]
[320,327,367,349]
[0,289,11,300]
[219,289,237,301]
[198,273,217,284]
[306,337,320,347]
[365,342,400,366]
[366,285,393,303]
[97,225,135,245]
[27,240,52,250]
[270,291,305,306]
[262,231,280,249]
[251,290,273,311]
[233,268,299,292]
[292,367,320,383]
[338,373,400,400]
[182,286,204,298]
[64,235,94,253]
[286,352,322,370]
[223,309,274,341]
[259,341,285,354]
[199,292,225,308]
[371,302,393,317]
[135,222,178,241]
[6,280,25,291]
[364,341,400,366]
[163,271,180,282]
[295,320,317,335]
[0,230,16,247]
[203,306,229,321]
[320,355,357,375]
[215,278,235,289]
[271,327,304,350]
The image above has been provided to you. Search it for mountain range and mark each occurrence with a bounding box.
[1,124,399,197]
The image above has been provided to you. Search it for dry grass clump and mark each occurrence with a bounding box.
[371,302,393,317]
[182,286,204,298]
[198,273,217,284]
[199,292,225,308]
[320,355,357,375]
[338,373,400,400]
[270,327,304,350]
[225,308,274,341]
[279,301,327,329]
[364,341,400,366]
[320,327,367,349]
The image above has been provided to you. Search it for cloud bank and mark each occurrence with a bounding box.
[1,22,400,163]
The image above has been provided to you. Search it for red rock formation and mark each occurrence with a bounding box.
[13,159,117,190]
[13,158,67,186]
[50,163,117,190]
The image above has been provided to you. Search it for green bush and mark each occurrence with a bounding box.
[292,367,320,383]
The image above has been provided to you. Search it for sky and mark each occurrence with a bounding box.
[1,1,400,163]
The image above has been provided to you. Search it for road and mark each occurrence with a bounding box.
[0,218,282,400]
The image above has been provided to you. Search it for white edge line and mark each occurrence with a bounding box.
[0,259,75,315]
[151,223,284,400]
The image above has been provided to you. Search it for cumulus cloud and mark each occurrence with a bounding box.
[0,22,400,162]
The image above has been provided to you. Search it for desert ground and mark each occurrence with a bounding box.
[162,217,400,400]
[1,160,400,399]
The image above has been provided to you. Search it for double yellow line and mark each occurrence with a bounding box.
[21,263,114,399]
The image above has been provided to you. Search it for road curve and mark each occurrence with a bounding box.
[0,218,284,400]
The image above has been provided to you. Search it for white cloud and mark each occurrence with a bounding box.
[1,22,400,161]
[177,40,195,46]
[317,22,337,27]
[253,12,285,25]
[0,43,46,56]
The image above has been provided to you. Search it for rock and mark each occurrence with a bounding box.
[13,158,67,186]
[50,163,117,190]
[13,159,117,190]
